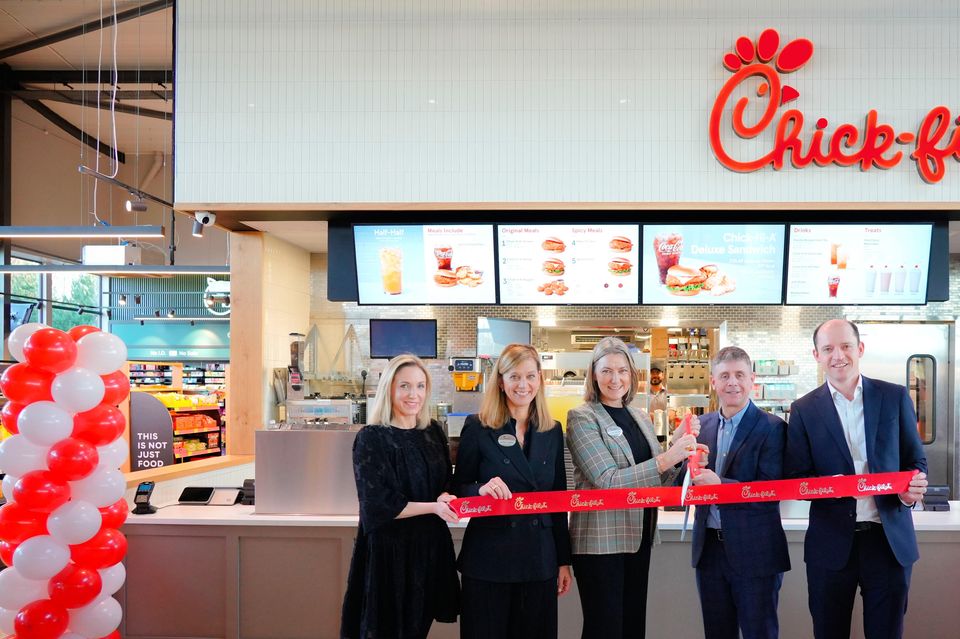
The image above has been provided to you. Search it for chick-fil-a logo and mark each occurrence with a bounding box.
[709,28,960,184]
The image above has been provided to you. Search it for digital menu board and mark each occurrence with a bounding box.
[641,225,786,305]
[497,225,640,304]
[354,225,496,304]
[786,224,932,305]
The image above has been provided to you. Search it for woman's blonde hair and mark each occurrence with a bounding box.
[479,343,555,431]
[367,354,432,429]
[583,336,639,405]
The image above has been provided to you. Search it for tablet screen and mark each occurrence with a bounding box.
[178,486,214,504]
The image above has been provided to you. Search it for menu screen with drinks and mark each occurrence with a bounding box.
[354,225,496,304]
[641,225,786,304]
[786,224,932,305]
[497,225,640,304]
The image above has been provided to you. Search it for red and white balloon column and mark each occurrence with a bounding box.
[0,323,130,639]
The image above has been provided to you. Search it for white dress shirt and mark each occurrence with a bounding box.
[826,376,881,523]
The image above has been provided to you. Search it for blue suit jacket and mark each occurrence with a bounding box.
[785,376,927,569]
[689,402,790,577]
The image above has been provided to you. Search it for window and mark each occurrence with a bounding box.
[50,272,101,332]
[907,355,936,444]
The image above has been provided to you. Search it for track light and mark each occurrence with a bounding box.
[134,295,142,305]
[153,310,161,318]
[125,196,147,212]
[76,306,84,315]
[118,294,128,306]
[192,211,215,238]
[167,309,175,318]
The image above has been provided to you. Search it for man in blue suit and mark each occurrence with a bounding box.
[786,319,928,639]
[688,345,790,639]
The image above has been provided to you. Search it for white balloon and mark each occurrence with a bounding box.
[0,567,48,610]
[51,367,105,413]
[0,605,15,635]
[2,474,19,500]
[97,438,129,469]
[98,562,126,597]
[0,435,49,477]
[17,401,74,447]
[68,595,122,637]
[12,535,70,580]
[6,322,45,362]
[69,467,125,508]
[75,332,128,375]
[60,634,87,639]
[47,499,102,545]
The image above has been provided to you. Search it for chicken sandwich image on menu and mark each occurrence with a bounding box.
[434,269,458,287]
[665,264,708,296]
[541,237,566,253]
[608,236,633,252]
[543,258,566,276]
[608,257,632,276]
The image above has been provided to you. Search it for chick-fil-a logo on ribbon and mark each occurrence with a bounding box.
[709,28,960,183]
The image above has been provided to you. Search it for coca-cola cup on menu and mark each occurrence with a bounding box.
[434,246,452,270]
[653,233,683,284]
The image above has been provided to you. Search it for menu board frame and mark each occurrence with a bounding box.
[640,224,788,306]
[784,223,933,307]
[353,223,497,306]
[495,224,642,306]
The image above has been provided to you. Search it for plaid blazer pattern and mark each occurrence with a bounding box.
[566,401,678,554]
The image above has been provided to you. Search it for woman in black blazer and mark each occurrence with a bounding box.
[454,343,572,639]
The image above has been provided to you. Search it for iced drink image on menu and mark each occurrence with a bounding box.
[379,248,403,295]
[894,265,906,293]
[827,274,841,298]
[864,265,877,295]
[837,246,849,270]
[909,265,922,293]
[653,233,683,284]
[880,266,892,293]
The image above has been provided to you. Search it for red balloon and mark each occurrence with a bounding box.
[0,400,25,434]
[14,599,69,639]
[0,501,47,544]
[72,404,126,446]
[67,325,101,341]
[0,363,54,404]
[98,498,129,530]
[12,470,71,513]
[70,527,127,569]
[97,632,122,639]
[23,328,78,374]
[100,371,131,406]
[0,539,17,566]
[48,563,103,609]
[46,437,99,481]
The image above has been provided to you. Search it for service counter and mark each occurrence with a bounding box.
[119,504,960,639]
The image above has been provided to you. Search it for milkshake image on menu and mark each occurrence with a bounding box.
[827,273,841,298]
[864,265,877,295]
[379,248,403,295]
[880,265,892,293]
[909,264,922,293]
[894,265,906,293]
[653,233,683,284]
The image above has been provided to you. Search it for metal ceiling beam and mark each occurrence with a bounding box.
[9,89,172,101]
[22,99,125,163]
[9,90,172,120]
[12,70,172,85]
[0,0,172,60]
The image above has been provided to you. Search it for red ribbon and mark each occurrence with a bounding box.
[450,470,917,518]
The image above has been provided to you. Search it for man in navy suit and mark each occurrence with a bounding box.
[688,345,790,639]
[786,319,928,639]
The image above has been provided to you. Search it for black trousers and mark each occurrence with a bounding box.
[806,525,912,639]
[571,539,653,639]
[459,575,558,639]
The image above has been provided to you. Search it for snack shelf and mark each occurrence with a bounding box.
[173,426,221,436]
[174,448,221,459]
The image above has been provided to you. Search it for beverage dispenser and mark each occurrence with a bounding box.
[448,357,484,421]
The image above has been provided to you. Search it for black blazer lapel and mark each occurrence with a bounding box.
[720,404,761,476]
[489,425,538,488]
[700,413,720,472]
[861,376,880,466]
[813,384,855,473]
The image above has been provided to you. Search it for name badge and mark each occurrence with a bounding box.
[606,427,623,437]
[498,434,517,447]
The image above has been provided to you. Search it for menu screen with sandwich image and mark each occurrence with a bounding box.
[785,224,932,305]
[354,224,496,304]
[641,225,786,304]
[498,225,640,304]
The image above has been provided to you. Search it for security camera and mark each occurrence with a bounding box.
[192,211,215,238]
[194,211,216,226]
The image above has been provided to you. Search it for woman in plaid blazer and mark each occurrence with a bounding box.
[566,337,699,639]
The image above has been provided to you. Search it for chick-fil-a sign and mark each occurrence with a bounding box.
[709,28,960,184]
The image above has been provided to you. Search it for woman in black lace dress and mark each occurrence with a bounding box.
[341,354,460,639]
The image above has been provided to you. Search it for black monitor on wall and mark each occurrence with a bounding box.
[10,302,36,328]
[369,319,438,359]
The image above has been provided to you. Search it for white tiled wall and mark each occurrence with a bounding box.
[176,0,960,204]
